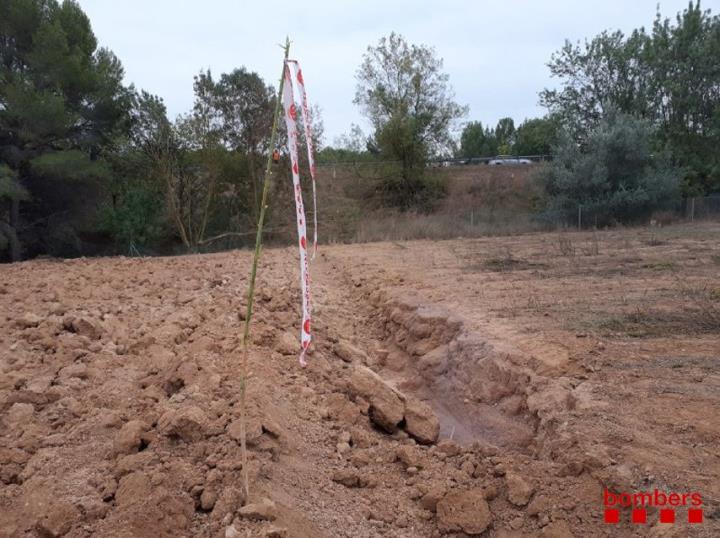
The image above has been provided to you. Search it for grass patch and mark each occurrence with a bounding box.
[481,256,547,272]
[456,246,549,273]
[644,234,666,246]
[557,235,575,257]
[641,261,677,270]
[590,304,720,337]
[595,313,652,337]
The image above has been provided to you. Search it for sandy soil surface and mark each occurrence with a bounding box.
[1,222,718,537]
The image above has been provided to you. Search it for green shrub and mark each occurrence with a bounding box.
[536,111,681,225]
[98,185,164,250]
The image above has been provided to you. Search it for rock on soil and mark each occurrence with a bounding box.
[437,439,462,457]
[238,497,277,521]
[36,501,81,537]
[5,402,34,424]
[331,469,376,488]
[213,487,245,521]
[115,472,152,507]
[419,484,447,512]
[436,488,492,535]
[158,405,208,442]
[17,312,43,328]
[403,396,440,444]
[23,486,82,538]
[264,526,288,537]
[333,340,368,363]
[347,364,441,443]
[348,365,404,432]
[275,331,298,356]
[324,392,362,425]
[506,472,534,506]
[113,420,148,456]
[59,362,89,380]
[395,445,424,469]
[200,488,218,511]
[227,418,262,444]
[68,316,103,339]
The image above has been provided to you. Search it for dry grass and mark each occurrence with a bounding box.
[350,211,547,244]
[579,275,720,337]
[644,232,667,246]
[592,305,720,337]
[480,256,546,272]
[582,233,600,256]
[451,244,549,273]
[444,223,720,339]
[641,261,677,270]
[557,235,576,257]
[313,163,547,244]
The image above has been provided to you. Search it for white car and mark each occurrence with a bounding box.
[488,155,532,165]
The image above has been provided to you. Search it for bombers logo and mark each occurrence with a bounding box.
[603,489,703,525]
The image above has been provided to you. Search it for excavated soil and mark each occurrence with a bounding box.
[1,222,719,537]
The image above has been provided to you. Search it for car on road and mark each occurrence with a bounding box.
[488,155,532,165]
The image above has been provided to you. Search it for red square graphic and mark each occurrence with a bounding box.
[604,509,619,524]
[632,508,647,524]
[659,509,675,523]
[688,508,703,524]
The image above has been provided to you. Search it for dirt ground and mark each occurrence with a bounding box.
[1,222,718,537]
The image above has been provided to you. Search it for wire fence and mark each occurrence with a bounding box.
[544,195,720,231]
[191,159,720,253]
[316,154,552,168]
[252,161,720,246]
[686,195,720,221]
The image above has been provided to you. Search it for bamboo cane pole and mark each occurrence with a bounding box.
[239,37,290,500]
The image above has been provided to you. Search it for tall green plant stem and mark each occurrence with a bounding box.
[239,37,290,500]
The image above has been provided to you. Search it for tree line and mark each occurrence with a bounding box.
[1,0,719,261]
[341,1,719,223]
[458,116,559,158]
[459,1,720,192]
[536,0,720,221]
[0,0,320,261]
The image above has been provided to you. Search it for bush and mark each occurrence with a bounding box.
[536,111,681,225]
[378,171,448,213]
[98,184,164,250]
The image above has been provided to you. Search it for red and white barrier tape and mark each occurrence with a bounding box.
[282,60,316,366]
[286,60,318,259]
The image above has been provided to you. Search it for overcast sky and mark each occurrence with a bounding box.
[77,0,704,145]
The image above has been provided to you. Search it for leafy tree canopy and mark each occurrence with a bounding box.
[355,33,466,174]
[537,111,680,224]
[540,1,720,193]
[0,0,132,259]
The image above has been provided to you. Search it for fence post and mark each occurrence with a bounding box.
[690,197,695,222]
[578,204,582,230]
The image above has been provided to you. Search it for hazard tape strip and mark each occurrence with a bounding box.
[286,60,318,259]
[281,60,315,366]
